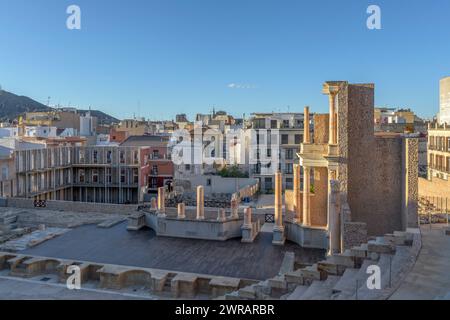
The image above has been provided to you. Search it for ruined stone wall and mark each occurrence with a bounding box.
[313,114,329,144]
[345,84,414,236]
[403,138,419,229]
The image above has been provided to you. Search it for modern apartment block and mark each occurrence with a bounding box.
[12,145,151,204]
[120,135,174,193]
[428,123,450,181]
[249,112,307,191]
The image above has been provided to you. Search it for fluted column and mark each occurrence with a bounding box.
[196,185,205,220]
[230,198,239,219]
[243,207,252,227]
[304,106,310,143]
[328,93,337,145]
[157,187,165,216]
[303,166,311,226]
[272,171,286,245]
[217,208,226,222]
[178,202,186,219]
[328,180,341,255]
[274,171,283,229]
[293,164,302,224]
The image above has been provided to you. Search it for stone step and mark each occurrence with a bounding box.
[299,263,324,285]
[332,268,359,295]
[318,254,354,276]
[346,254,392,300]
[286,285,309,300]
[298,276,340,300]
[351,243,369,258]
[367,237,396,254]
[278,252,295,275]
[238,286,256,299]
[334,259,376,300]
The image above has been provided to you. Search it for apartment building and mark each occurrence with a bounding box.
[13,145,151,204]
[428,123,450,181]
[120,135,174,193]
[249,112,306,191]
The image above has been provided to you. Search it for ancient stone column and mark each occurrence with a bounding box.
[151,197,157,210]
[293,164,302,224]
[274,171,283,228]
[230,198,239,219]
[328,180,341,255]
[178,203,186,219]
[196,185,205,220]
[304,106,310,144]
[243,207,252,227]
[303,166,311,226]
[217,208,226,222]
[328,93,337,145]
[157,187,165,216]
[273,171,285,245]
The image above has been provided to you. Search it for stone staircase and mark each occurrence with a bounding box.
[221,228,421,300]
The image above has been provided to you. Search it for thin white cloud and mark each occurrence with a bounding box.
[227,83,257,89]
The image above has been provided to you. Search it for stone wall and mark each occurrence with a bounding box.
[310,167,328,227]
[5,198,138,215]
[313,114,329,144]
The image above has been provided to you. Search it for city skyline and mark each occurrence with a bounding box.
[1,0,450,120]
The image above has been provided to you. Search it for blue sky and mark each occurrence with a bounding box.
[1,0,450,120]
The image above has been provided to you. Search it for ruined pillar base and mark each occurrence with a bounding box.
[272,227,286,246]
[157,212,167,218]
[241,225,256,243]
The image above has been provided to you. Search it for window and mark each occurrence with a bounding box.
[447,138,450,152]
[1,166,8,180]
[264,177,272,190]
[285,163,293,174]
[79,169,85,183]
[267,148,272,158]
[285,178,293,189]
[133,151,139,164]
[107,150,112,164]
[133,168,139,184]
[295,134,302,144]
[120,168,126,183]
[282,120,290,128]
[185,164,191,171]
[152,150,159,159]
[79,150,85,163]
[285,149,294,160]
[92,169,99,183]
[152,165,158,175]
[120,151,125,164]
[207,178,212,186]
[106,168,112,183]
[281,134,289,145]
[93,150,98,164]
[253,119,266,129]
[271,120,278,129]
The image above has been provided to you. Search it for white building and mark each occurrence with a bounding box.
[24,126,57,138]
[80,112,97,136]
[439,76,450,125]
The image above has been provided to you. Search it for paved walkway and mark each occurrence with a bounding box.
[390,224,450,300]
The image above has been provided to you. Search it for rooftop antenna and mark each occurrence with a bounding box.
[47,96,51,106]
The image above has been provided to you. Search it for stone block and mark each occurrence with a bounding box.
[209,277,240,298]
[171,274,198,298]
